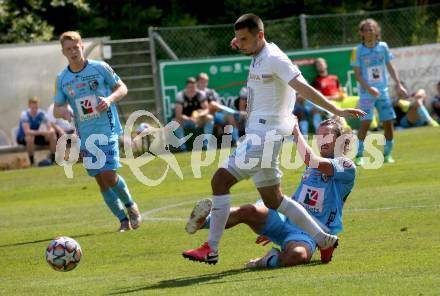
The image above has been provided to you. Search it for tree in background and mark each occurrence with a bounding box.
[0,0,434,43]
[0,0,89,43]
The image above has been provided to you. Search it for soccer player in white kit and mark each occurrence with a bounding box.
[182,13,365,265]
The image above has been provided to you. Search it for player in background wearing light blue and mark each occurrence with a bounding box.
[351,18,407,166]
[185,117,355,267]
[53,31,142,232]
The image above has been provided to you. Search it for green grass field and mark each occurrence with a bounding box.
[1,127,440,295]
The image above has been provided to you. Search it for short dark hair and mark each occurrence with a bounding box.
[186,77,196,85]
[234,13,264,35]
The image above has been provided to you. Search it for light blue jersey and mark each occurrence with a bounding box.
[53,60,123,176]
[53,59,122,143]
[257,157,355,253]
[351,42,393,99]
[292,157,356,234]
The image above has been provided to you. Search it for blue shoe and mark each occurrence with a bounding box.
[38,159,53,167]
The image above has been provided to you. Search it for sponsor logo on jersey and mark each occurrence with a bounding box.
[89,80,99,91]
[80,99,94,114]
[67,86,76,98]
[303,188,319,206]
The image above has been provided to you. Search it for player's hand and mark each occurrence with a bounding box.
[368,87,380,98]
[337,108,366,118]
[231,37,239,50]
[255,235,271,246]
[97,96,112,112]
[396,84,408,98]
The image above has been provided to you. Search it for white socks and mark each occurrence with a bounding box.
[208,194,231,251]
[277,195,324,239]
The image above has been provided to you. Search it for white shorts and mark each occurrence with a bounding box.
[222,128,283,188]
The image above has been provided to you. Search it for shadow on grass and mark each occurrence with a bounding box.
[109,260,323,295]
[0,231,114,248]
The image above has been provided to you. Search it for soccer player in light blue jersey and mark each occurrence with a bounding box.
[185,117,355,267]
[351,18,407,166]
[53,31,142,232]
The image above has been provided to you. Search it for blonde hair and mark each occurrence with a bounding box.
[59,31,82,47]
[28,96,40,105]
[359,18,381,41]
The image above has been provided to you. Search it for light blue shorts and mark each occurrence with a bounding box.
[399,116,426,128]
[259,209,316,254]
[81,139,121,177]
[214,112,227,125]
[359,96,396,122]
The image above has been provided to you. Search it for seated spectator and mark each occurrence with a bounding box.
[174,77,214,151]
[393,87,438,128]
[293,94,309,136]
[429,81,440,122]
[196,72,241,145]
[16,96,57,165]
[305,57,348,133]
[314,57,345,101]
[234,87,248,137]
[47,103,75,139]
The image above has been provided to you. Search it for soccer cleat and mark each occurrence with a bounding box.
[384,155,395,164]
[127,203,142,229]
[318,233,339,250]
[354,156,363,166]
[182,242,218,265]
[318,244,337,264]
[185,199,212,234]
[118,219,131,232]
[245,247,281,269]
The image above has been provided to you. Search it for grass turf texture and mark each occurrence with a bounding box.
[0,127,439,295]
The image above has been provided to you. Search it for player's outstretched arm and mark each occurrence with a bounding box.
[292,120,334,176]
[289,75,365,118]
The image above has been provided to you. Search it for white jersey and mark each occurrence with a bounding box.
[246,42,300,135]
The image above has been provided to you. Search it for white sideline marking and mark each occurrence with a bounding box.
[141,197,440,222]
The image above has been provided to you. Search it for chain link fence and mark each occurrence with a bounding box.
[151,4,440,60]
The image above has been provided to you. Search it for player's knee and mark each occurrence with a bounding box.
[236,204,259,222]
[211,168,234,194]
[279,248,309,267]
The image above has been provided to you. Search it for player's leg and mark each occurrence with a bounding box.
[197,113,214,149]
[24,134,35,165]
[245,210,315,268]
[94,171,130,232]
[182,168,239,264]
[186,203,268,234]
[256,184,337,250]
[209,169,237,249]
[377,99,397,163]
[42,129,57,162]
[277,241,312,267]
[412,99,438,126]
[224,114,240,145]
[355,98,374,166]
[173,119,195,151]
[110,174,142,229]
[382,120,395,163]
